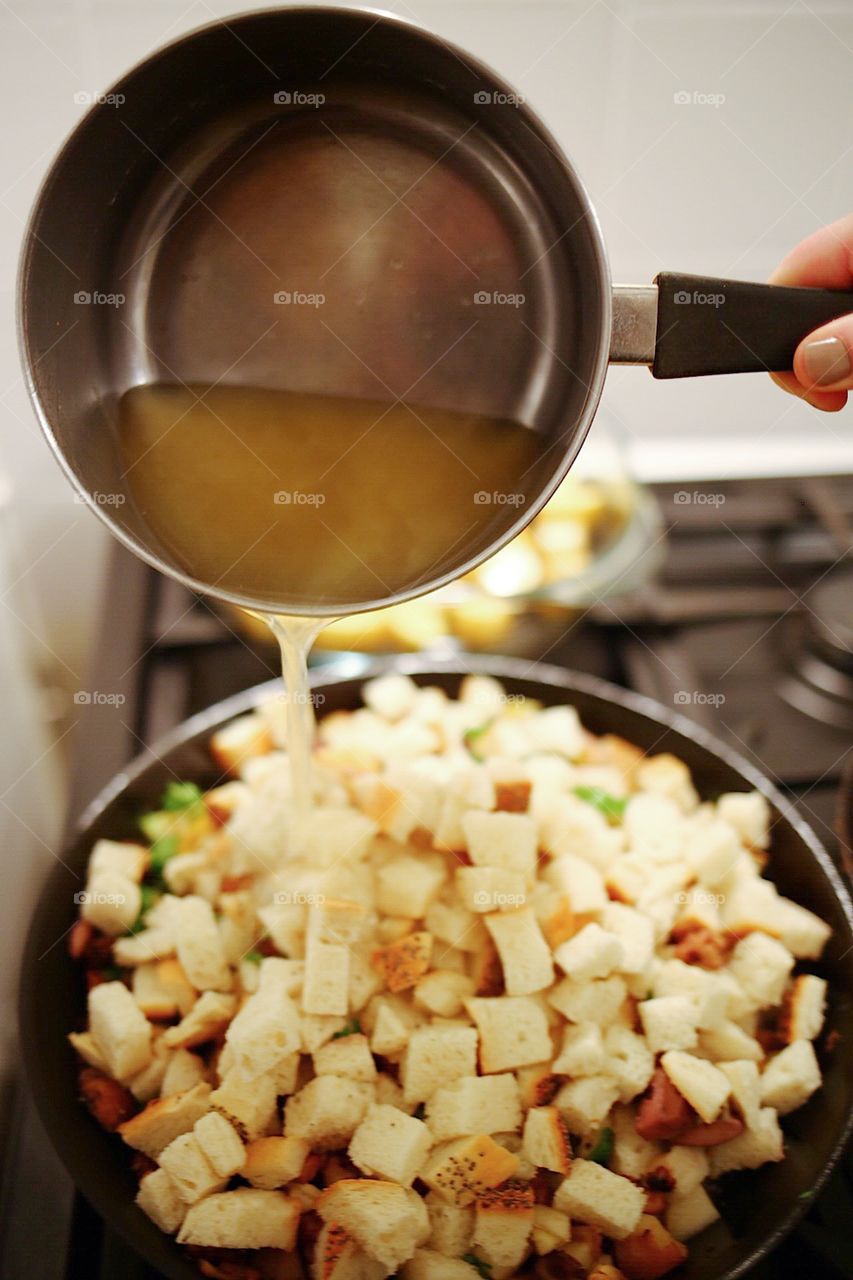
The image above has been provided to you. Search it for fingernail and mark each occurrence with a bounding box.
[801,336,851,388]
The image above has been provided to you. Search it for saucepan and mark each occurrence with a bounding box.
[18,7,853,618]
[18,657,853,1280]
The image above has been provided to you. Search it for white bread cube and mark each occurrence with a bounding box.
[243,1136,309,1190]
[68,1030,109,1074]
[457,866,527,913]
[209,1072,278,1142]
[415,970,475,1018]
[136,1167,186,1234]
[531,1204,571,1255]
[426,1193,474,1254]
[88,981,152,1082]
[308,897,368,947]
[709,1107,784,1174]
[484,908,554,995]
[547,975,627,1027]
[163,991,237,1050]
[90,839,147,882]
[81,870,142,937]
[640,997,699,1055]
[317,1179,429,1270]
[554,922,624,981]
[635,753,698,812]
[717,790,770,848]
[554,1076,619,1134]
[193,1111,245,1178]
[729,933,794,1007]
[377,851,447,918]
[211,713,272,775]
[552,1022,606,1077]
[645,1145,708,1197]
[134,959,196,1021]
[472,1184,535,1268]
[553,1159,645,1240]
[610,1104,663,1179]
[538,793,622,871]
[426,1075,521,1141]
[605,1025,655,1103]
[313,1221,388,1280]
[349,1104,433,1186]
[623,793,684,863]
[522,704,584,758]
[719,1060,762,1130]
[653,960,727,1031]
[661,1051,731,1123]
[300,1013,348,1054]
[760,1040,821,1115]
[364,673,419,721]
[522,1106,572,1174]
[177,1187,299,1249]
[118,1083,212,1157]
[290,806,377,866]
[686,818,742,886]
[126,1038,169,1103]
[600,902,654,973]
[284,1075,373,1149]
[369,998,418,1057]
[782,974,827,1042]
[173,896,231,992]
[401,1025,478,1103]
[225,986,301,1082]
[426,899,487,952]
[158,1131,226,1204]
[544,854,607,914]
[422,1135,519,1205]
[302,938,349,1016]
[113,926,176,967]
[460,809,538,879]
[400,1251,481,1279]
[465,997,551,1074]
[667,1185,720,1241]
[698,1020,763,1063]
[314,1032,376,1083]
[771,897,832,960]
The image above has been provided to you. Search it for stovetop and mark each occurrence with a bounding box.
[3,474,853,1280]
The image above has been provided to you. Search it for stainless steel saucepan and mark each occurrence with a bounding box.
[18,7,853,616]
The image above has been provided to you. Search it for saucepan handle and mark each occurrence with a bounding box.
[610,273,853,378]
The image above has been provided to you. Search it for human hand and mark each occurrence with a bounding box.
[770,212,853,411]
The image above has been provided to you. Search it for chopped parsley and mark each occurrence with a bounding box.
[162,780,204,812]
[129,883,161,934]
[587,1126,615,1167]
[463,720,494,763]
[332,1018,362,1040]
[462,1256,492,1278]
[149,834,179,878]
[100,964,125,982]
[573,785,627,824]
[244,950,264,967]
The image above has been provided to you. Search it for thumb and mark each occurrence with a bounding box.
[794,314,853,392]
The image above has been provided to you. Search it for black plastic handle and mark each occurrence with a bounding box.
[652,272,853,379]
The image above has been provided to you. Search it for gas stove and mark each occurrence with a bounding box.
[3,473,853,1280]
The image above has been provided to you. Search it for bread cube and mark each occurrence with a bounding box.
[377,851,447,918]
[178,1187,300,1249]
[599,902,654,973]
[193,1110,245,1178]
[782,974,827,1042]
[635,753,698,813]
[660,1052,731,1124]
[461,809,538,878]
[667,1184,720,1241]
[552,1022,606,1077]
[760,1040,821,1115]
[609,1104,663,1180]
[728,933,794,1007]
[374,931,433,994]
[538,793,622,871]
[309,896,369,947]
[210,1071,278,1142]
[88,981,153,1082]
[415,970,475,1018]
[553,1159,645,1240]
[698,1019,763,1063]
[159,1131,227,1204]
[639,996,699,1055]
[554,922,624,981]
[243,1135,310,1189]
[426,899,487,952]
[772,897,832,960]
[317,1179,429,1270]
[547,975,627,1027]
[118,1083,212,1158]
[605,1025,655,1103]
[426,1075,522,1141]
[531,1204,572,1255]
[484,909,554,995]
[284,1075,373,1149]
[554,1076,620,1134]
[90,839,147,883]
[422,1135,519,1205]
[522,1106,572,1174]
[645,1145,708,1197]
[364,672,419,721]
[465,997,551,1074]
[225,985,301,1081]
[162,991,237,1051]
[708,1107,784,1174]
[313,1221,388,1280]
[717,790,770,849]
[81,870,142,937]
[623,793,685,863]
[544,854,607,914]
[457,865,527,914]
[136,1167,186,1234]
[401,1025,477,1104]
[472,1183,535,1268]
[349,1104,433,1186]
[290,806,377,866]
[400,1251,481,1279]
[302,938,350,1015]
[652,960,727,1031]
[719,1060,762,1130]
[173,896,231,992]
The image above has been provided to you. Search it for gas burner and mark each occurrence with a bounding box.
[781,565,853,730]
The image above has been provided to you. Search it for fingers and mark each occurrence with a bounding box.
[770,212,853,289]
[769,370,847,414]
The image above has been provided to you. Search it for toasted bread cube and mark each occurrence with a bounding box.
[364,672,419,720]
[377,851,447,918]
[415,970,475,1018]
[121,1032,168,1101]
[401,1025,477,1104]
[81,870,142,937]
[159,1131,227,1204]
[719,1059,762,1129]
[555,922,624,982]
[639,996,699,1055]
[554,1076,620,1135]
[400,1249,481,1279]
[210,1071,278,1142]
[547,975,627,1027]
[729,933,794,1007]
[88,981,153,1082]
[516,1064,562,1111]
[118,1083,211,1158]
[426,1075,522,1142]
[772,897,832,960]
[457,866,527,914]
[312,1221,387,1279]
[782,974,827,1042]
[461,809,538,879]
[717,790,770,849]
[426,899,488,951]
[605,1025,655,1103]
[484,908,554,995]
[553,1159,645,1240]
[686,817,742,886]
[698,1019,763,1062]
[369,996,419,1056]
[635,753,698,812]
[374,931,433,994]
[522,1106,572,1174]
[349,1104,433,1186]
[68,1030,110,1074]
[163,990,236,1050]
[284,1075,373,1149]
[426,1193,474,1254]
[173,896,231,992]
[538,793,621,872]
[667,1184,720,1241]
[544,854,608,914]
[532,1204,571,1255]
[314,1032,377,1083]
[113,926,176,966]
[472,1182,535,1268]
[193,1111,245,1178]
[136,1167,186,1234]
[309,896,369,947]
[760,1040,821,1115]
[645,1146,708,1197]
[552,1022,606,1077]
[599,902,654,973]
[90,839,147,883]
[178,1187,299,1249]
[210,714,273,775]
[300,1012,348,1054]
[465,996,551,1074]
[661,1052,731,1124]
[422,1135,519,1205]
[652,959,727,1031]
[243,1135,310,1189]
[302,938,350,1015]
[317,1179,429,1270]
[225,985,301,1081]
[708,1107,784,1175]
[610,1104,664,1180]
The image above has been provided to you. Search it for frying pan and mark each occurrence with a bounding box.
[19,6,853,618]
[19,656,853,1280]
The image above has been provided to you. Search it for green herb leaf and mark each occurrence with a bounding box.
[162,780,204,812]
[244,950,264,967]
[100,964,125,982]
[129,883,161,934]
[149,834,180,878]
[587,1126,615,1167]
[462,1255,491,1278]
[332,1017,362,1040]
[573,785,628,824]
[463,720,494,763]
